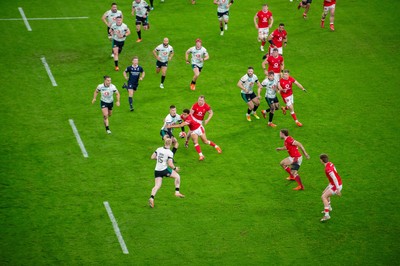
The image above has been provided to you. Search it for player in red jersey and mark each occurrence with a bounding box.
[297,0,312,19]
[321,0,336,31]
[276,129,310,190]
[167,109,221,161]
[267,23,287,55]
[254,4,274,52]
[191,95,213,125]
[278,69,307,127]
[184,95,214,147]
[262,48,284,83]
[319,154,342,222]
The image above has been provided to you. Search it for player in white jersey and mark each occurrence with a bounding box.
[214,0,233,35]
[149,138,185,208]
[259,71,280,127]
[153,37,174,89]
[160,105,185,156]
[132,0,150,42]
[185,39,209,91]
[91,76,120,134]
[102,3,123,39]
[237,67,262,122]
[109,17,130,71]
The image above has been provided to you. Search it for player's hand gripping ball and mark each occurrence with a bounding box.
[179,132,187,138]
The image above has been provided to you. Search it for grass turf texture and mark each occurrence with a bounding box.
[0,0,399,264]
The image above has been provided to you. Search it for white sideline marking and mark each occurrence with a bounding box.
[0,16,89,21]
[40,57,58,87]
[18,7,31,31]
[103,201,129,254]
[68,119,89,158]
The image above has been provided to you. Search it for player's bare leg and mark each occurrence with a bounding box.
[287,104,302,127]
[246,101,255,121]
[113,46,120,71]
[185,131,192,148]
[291,169,304,190]
[149,177,163,208]
[329,8,335,31]
[321,10,328,28]
[321,188,334,221]
[102,108,112,134]
[191,134,204,160]
[199,134,222,153]
[190,67,200,90]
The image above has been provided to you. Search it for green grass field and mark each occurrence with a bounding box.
[1,0,399,265]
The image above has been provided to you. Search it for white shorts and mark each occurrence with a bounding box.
[192,125,205,136]
[270,46,283,55]
[324,4,335,12]
[288,156,303,166]
[328,184,342,195]
[274,73,281,83]
[258,27,269,40]
[283,95,294,106]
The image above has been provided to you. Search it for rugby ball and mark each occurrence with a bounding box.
[179,132,187,138]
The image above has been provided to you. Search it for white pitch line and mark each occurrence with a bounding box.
[0,16,89,21]
[40,57,58,87]
[68,119,89,158]
[103,201,129,254]
[18,7,32,31]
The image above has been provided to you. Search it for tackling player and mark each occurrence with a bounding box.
[167,109,221,161]
[160,105,185,156]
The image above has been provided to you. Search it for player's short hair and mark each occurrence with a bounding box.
[103,75,111,80]
[279,23,285,27]
[116,16,122,19]
[273,48,279,52]
[165,138,172,146]
[268,71,274,76]
[282,69,290,74]
[132,56,138,60]
[111,2,117,6]
[248,66,254,70]
[199,95,205,99]
[196,38,202,43]
[183,109,190,114]
[262,4,268,7]
[170,105,176,109]
[280,129,289,136]
[320,154,329,163]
